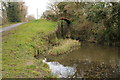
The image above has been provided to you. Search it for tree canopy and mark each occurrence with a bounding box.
[2,2,27,23]
[43,2,120,46]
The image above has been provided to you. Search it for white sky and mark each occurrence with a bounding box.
[25,0,50,19]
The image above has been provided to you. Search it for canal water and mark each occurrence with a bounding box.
[42,43,120,78]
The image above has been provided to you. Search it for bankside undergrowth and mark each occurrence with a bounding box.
[48,39,80,55]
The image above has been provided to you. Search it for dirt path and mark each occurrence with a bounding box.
[0,22,26,33]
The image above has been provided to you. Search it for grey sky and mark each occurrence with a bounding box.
[25,0,49,19]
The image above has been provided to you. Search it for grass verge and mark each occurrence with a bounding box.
[2,19,56,78]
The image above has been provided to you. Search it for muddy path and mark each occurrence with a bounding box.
[0,22,26,33]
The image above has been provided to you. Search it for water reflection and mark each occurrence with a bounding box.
[43,58,76,78]
[43,43,119,78]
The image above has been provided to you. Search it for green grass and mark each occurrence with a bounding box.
[48,39,81,55]
[2,19,57,78]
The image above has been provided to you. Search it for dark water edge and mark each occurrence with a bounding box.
[38,42,120,78]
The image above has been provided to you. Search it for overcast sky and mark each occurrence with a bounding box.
[25,0,50,19]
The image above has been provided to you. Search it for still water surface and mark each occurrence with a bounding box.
[43,43,120,78]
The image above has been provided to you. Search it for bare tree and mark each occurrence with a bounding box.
[18,2,28,22]
[47,1,59,15]
[26,15,35,22]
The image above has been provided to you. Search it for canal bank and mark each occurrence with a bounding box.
[2,19,81,78]
[2,19,119,78]
[2,19,57,78]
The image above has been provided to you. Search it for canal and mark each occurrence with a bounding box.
[42,43,120,78]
